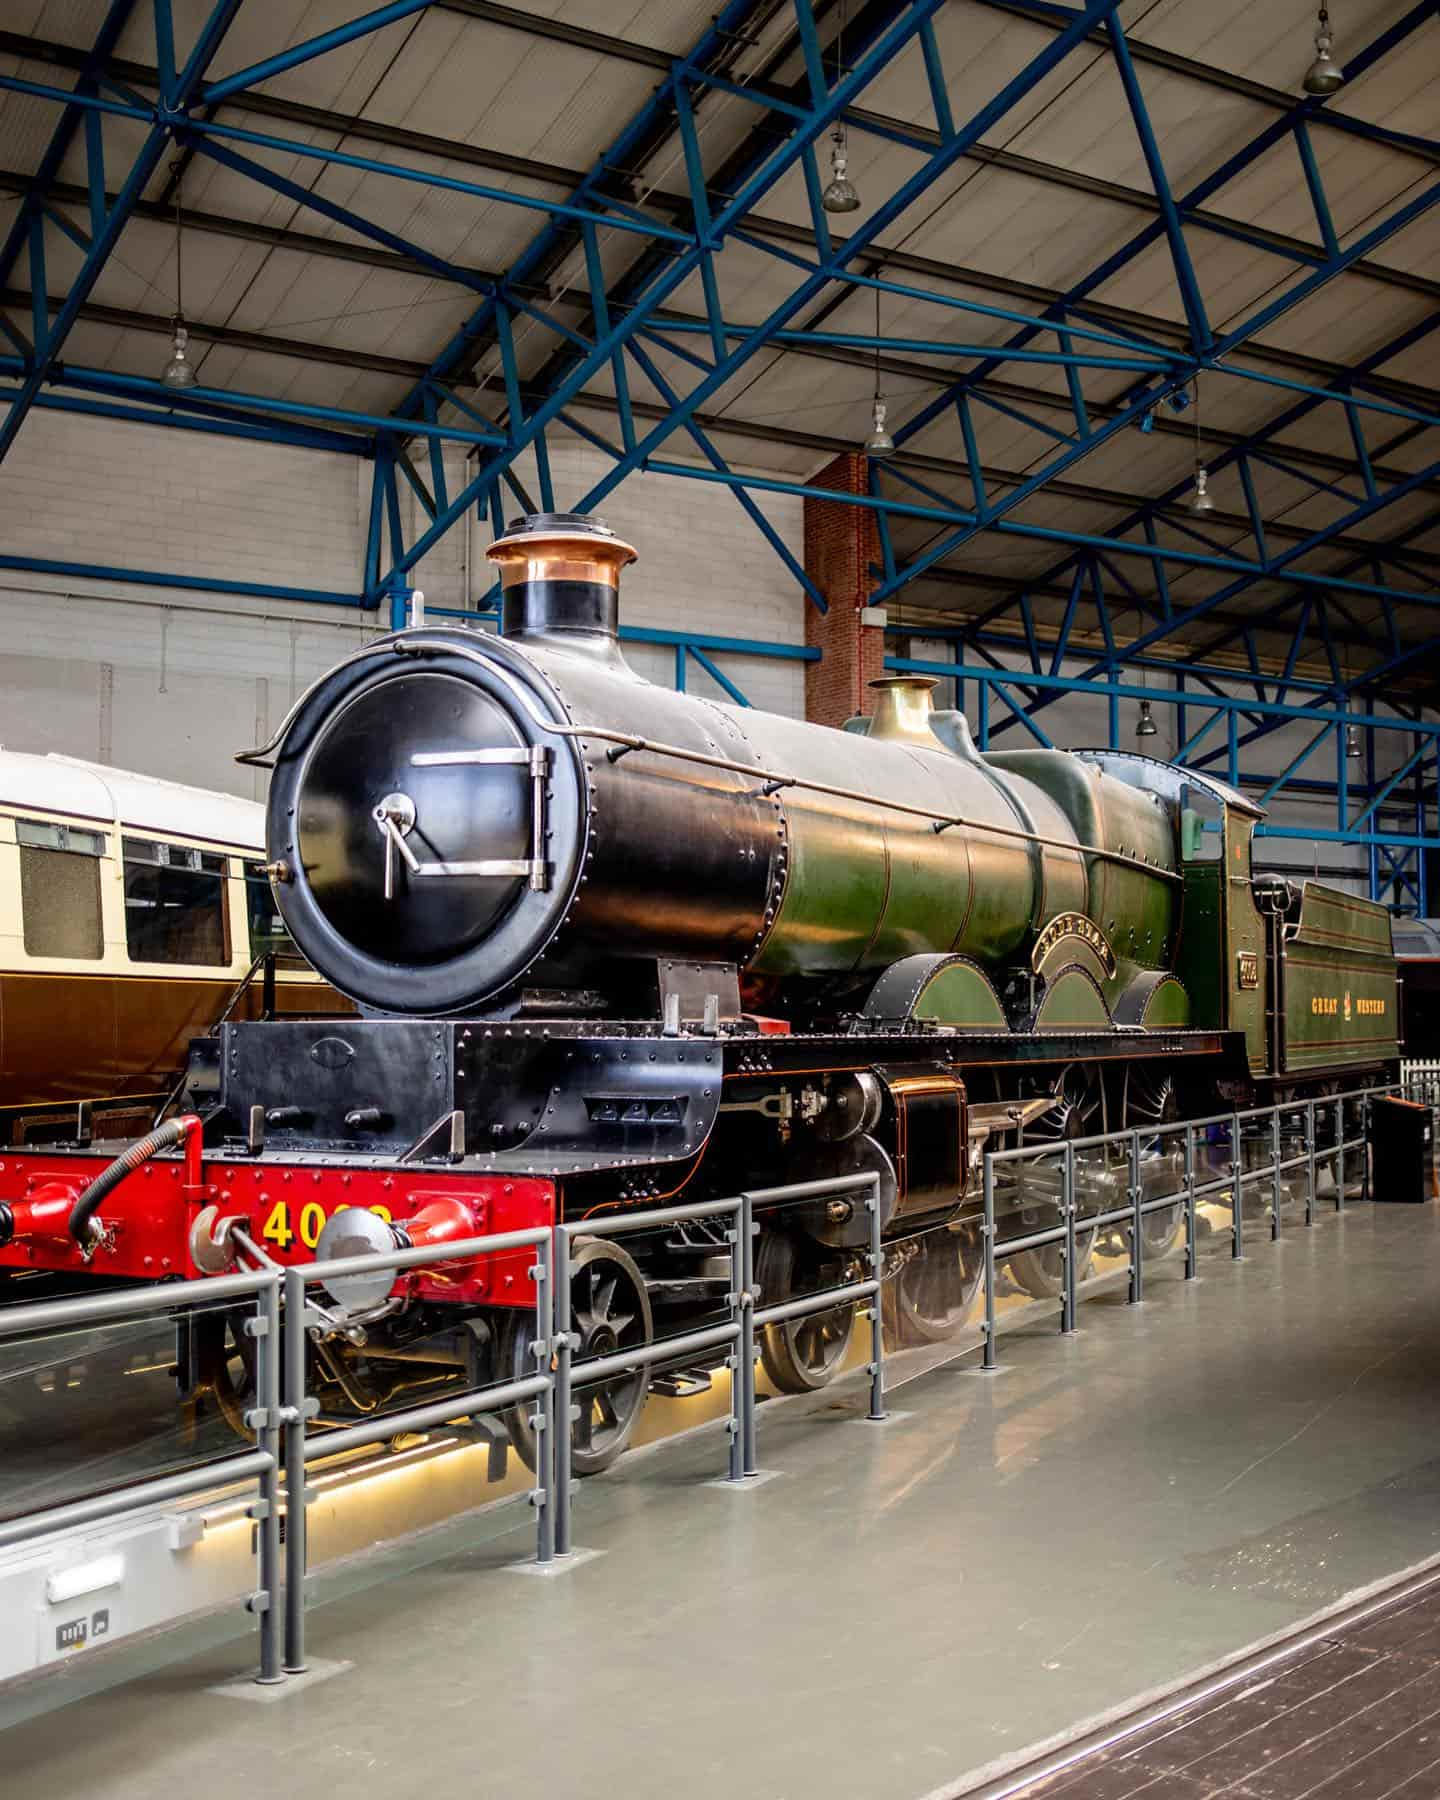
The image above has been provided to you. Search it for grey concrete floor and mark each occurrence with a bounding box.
[4,1201,1440,1800]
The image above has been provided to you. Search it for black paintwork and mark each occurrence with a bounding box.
[192,1017,1241,1225]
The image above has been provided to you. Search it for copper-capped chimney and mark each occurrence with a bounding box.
[485,511,636,662]
[867,675,941,746]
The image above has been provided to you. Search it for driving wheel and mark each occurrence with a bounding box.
[1125,1064,1186,1262]
[1006,1064,1104,1300]
[755,1228,856,1393]
[883,1228,982,1346]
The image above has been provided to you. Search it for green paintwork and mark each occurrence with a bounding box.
[1034,934,1110,988]
[1282,883,1399,1073]
[752,787,974,976]
[1174,780,1226,1031]
[1224,813,1268,1073]
[982,750,1176,974]
[907,960,1009,1029]
[1115,971,1191,1028]
[1033,966,1112,1031]
[1290,883,1394,956]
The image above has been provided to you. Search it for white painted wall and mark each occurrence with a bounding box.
[0,414,807,798]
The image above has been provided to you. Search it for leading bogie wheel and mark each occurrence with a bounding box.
[505,1235,653,1478]
[755,1227,856,1394]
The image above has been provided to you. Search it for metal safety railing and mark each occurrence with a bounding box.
[278,1227,556,1677]
[0,1171,883,1688]
[0,1076,1431,1687]
[550,1173,884,1556]
[0,1269,288,1678]
[975,1079,1432,1370]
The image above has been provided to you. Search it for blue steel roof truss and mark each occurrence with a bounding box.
[0,0,1435,903]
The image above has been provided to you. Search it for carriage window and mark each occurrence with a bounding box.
[122,837,228,966]
[244,862,300,964]
[16,819,104,959]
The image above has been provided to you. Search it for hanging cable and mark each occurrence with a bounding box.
[863,282,894,456]
[161,164,197,390]
[1186,376,1214,514]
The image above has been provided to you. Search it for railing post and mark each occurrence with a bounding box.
[866,1173,886,1422]
[1305,1100,1317,1227]
[1231,1112,1244,1260]
[551,1226,572,1557]
[727,1200,745,1482]
[1128,1130,1142,1304]
[1360,1091,1372,1200]
[282,1266,309,1675]
[1184,1123,1197,1280]
[1061,1142,1077,1333]
[250,1274,283,1684]
[982,1155,997,1371]
[1270,1108,1282,1242]
[740,1191,758,1475]
[534,1229,555,1565]
[1335,1097,1346,1211]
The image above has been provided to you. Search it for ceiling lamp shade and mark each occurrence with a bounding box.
[822,126,860,214]
[1187,465,1216,514]
[161,318,197,390]
[1135,699,1158,738]
[864,394,895,457]
[1303,5,1345,94]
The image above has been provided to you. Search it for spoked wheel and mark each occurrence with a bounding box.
[1124,1064,1186,1262]
[755,1228,856,1394]
[883,1227,982,1346]
[192,1306,258,1438]
[505,1236,653,1478]
[1006,1064,1105,1300]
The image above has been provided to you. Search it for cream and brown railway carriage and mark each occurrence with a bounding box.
[0,751,343,1142]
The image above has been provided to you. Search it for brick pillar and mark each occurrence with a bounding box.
[803,452,887,728]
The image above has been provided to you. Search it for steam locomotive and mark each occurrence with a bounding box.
[0,514,1401,1471]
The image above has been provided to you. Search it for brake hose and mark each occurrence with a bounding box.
[68,1114,199,1246]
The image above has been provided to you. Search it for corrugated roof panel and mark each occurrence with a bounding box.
[1001,44,1263,199]
[890,164,1147,294]
[200,1,425,117]
[1220,127,1426,251]
[361,13,656,176]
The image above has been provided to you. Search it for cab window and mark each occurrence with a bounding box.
[16,819,105,959]
[122,837,228,965]
[1180,787,1224,862]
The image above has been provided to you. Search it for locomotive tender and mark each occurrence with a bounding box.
[0,514,1401,1470]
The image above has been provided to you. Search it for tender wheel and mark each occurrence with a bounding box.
[883,1228,982,1346]
[755,1228,856,1393]
[1124,1064,1186,1262]
[1007,1064,1104,1300]
[505,1236,653,1478]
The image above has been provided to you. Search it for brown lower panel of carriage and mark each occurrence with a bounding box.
[1003,1566,1440,1798]
[0,968,351,1109]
